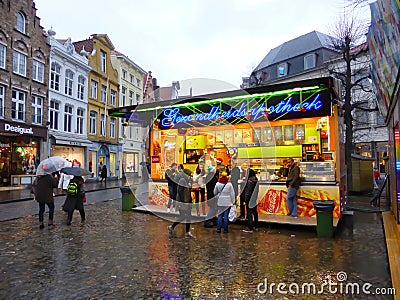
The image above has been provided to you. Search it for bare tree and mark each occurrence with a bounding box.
[327,6,375,191]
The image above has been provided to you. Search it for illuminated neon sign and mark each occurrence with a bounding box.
[160,93,324,128]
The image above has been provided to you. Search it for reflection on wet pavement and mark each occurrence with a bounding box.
[0,199,392,299]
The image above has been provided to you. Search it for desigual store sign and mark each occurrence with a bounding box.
[0,120,47,138]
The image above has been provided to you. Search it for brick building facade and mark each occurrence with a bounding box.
[0,0,50,185]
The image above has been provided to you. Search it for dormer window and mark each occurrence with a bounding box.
[16,12,26,33]
[277,63,288,77]
[304,53,317,70]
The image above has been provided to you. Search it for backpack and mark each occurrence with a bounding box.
[66,181,79,196]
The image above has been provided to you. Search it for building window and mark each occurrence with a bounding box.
[64,69,74,96]
[136,78,141,88]
[16,12,26,33]
[89,111,97,134]
[0,44,6,69]
[77,76,85,100]
[122,69,127,79]
[64,104,73,132]
[136,94,140,105]
[90,80,98,99]
[110,117,116,138]
[11,90,25,121]
[32,95,42,124]
[277,63,288,77]
[49,100,59,130]
[130,74,134,83]
[100,50,106,73]
[13,50,26,76]
[101,85,107,103]
[32,60,44,83]
[304,53,316,70]
[110,90,116,106]
[121,86,126,106]
[129,90,133,105]
[50,62,61,91]
[76,108,84,134]
[0,86,4,118]
[100,114,106,136]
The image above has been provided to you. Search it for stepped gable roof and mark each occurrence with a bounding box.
[253,30,337,72]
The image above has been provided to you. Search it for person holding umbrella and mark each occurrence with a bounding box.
[35,174,58,229]
[63,176,86,225]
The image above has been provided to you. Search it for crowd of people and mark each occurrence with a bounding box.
[165,159,269,238]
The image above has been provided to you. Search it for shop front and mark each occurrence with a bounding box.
[110,77,346,222]
[49,134,92,171]
[87,142,119,180]
[0,120,47,186]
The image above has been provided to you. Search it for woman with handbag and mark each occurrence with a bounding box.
[214,171,235,233]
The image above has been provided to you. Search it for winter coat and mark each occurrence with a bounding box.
[286,164,301,189]
[63,177,85,212]
[214,181,235,207]
[58,172,73,190]
[244,175,260,208]
[176,173,192,211]
[35,174,57,204]
[100,166,107,179]
[205,172,218,200]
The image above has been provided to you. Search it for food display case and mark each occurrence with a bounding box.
[299,161,336,182]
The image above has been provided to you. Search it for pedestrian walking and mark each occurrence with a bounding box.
[242,168,260,233]
[168,169,195,238]
[285,158,301,218]
[63,176,86,225]
[99,165,107,183]
[204,166,219,228]
[34,174,57,229]
[214,171,235,233]
[165,163,178,212]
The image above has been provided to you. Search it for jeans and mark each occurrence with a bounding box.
[38,202,55,222]
[167,186,176,209]
[217,206,230,232]
[287,187,298,216]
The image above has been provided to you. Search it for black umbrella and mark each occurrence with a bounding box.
[60,167,91,176]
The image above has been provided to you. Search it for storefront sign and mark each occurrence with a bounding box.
[159,91,330,129]
[4,123,33,135]
[152,156,160,163]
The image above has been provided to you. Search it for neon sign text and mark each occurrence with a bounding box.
[160,94,323,127]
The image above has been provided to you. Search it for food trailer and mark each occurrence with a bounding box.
[110,77,346,225]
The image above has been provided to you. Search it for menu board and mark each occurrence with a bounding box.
[215,131,224,144]
[242,128,253,144]
[284,125,294,141]
[273,126,283,143]
[264,127,273,142]
[207,132,215,145]
[234,129,243,144]
[224,130,233,144]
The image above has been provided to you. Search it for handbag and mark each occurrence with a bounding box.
[228,204,237,222]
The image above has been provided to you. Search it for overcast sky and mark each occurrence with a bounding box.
[35,0,370,91]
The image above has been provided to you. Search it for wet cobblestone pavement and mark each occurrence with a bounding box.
[0,198,393,299]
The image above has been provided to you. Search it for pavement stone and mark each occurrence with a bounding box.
[0,188,394,299]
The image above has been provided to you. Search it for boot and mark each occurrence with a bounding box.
[39,221,44,229]
[48,220,56,227]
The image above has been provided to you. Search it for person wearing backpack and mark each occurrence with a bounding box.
[63,176,86,225]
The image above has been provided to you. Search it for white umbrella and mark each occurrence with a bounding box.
[36,156,69,175]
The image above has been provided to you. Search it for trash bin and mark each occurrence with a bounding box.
[120,186,136,211]
[313,200,335,238]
